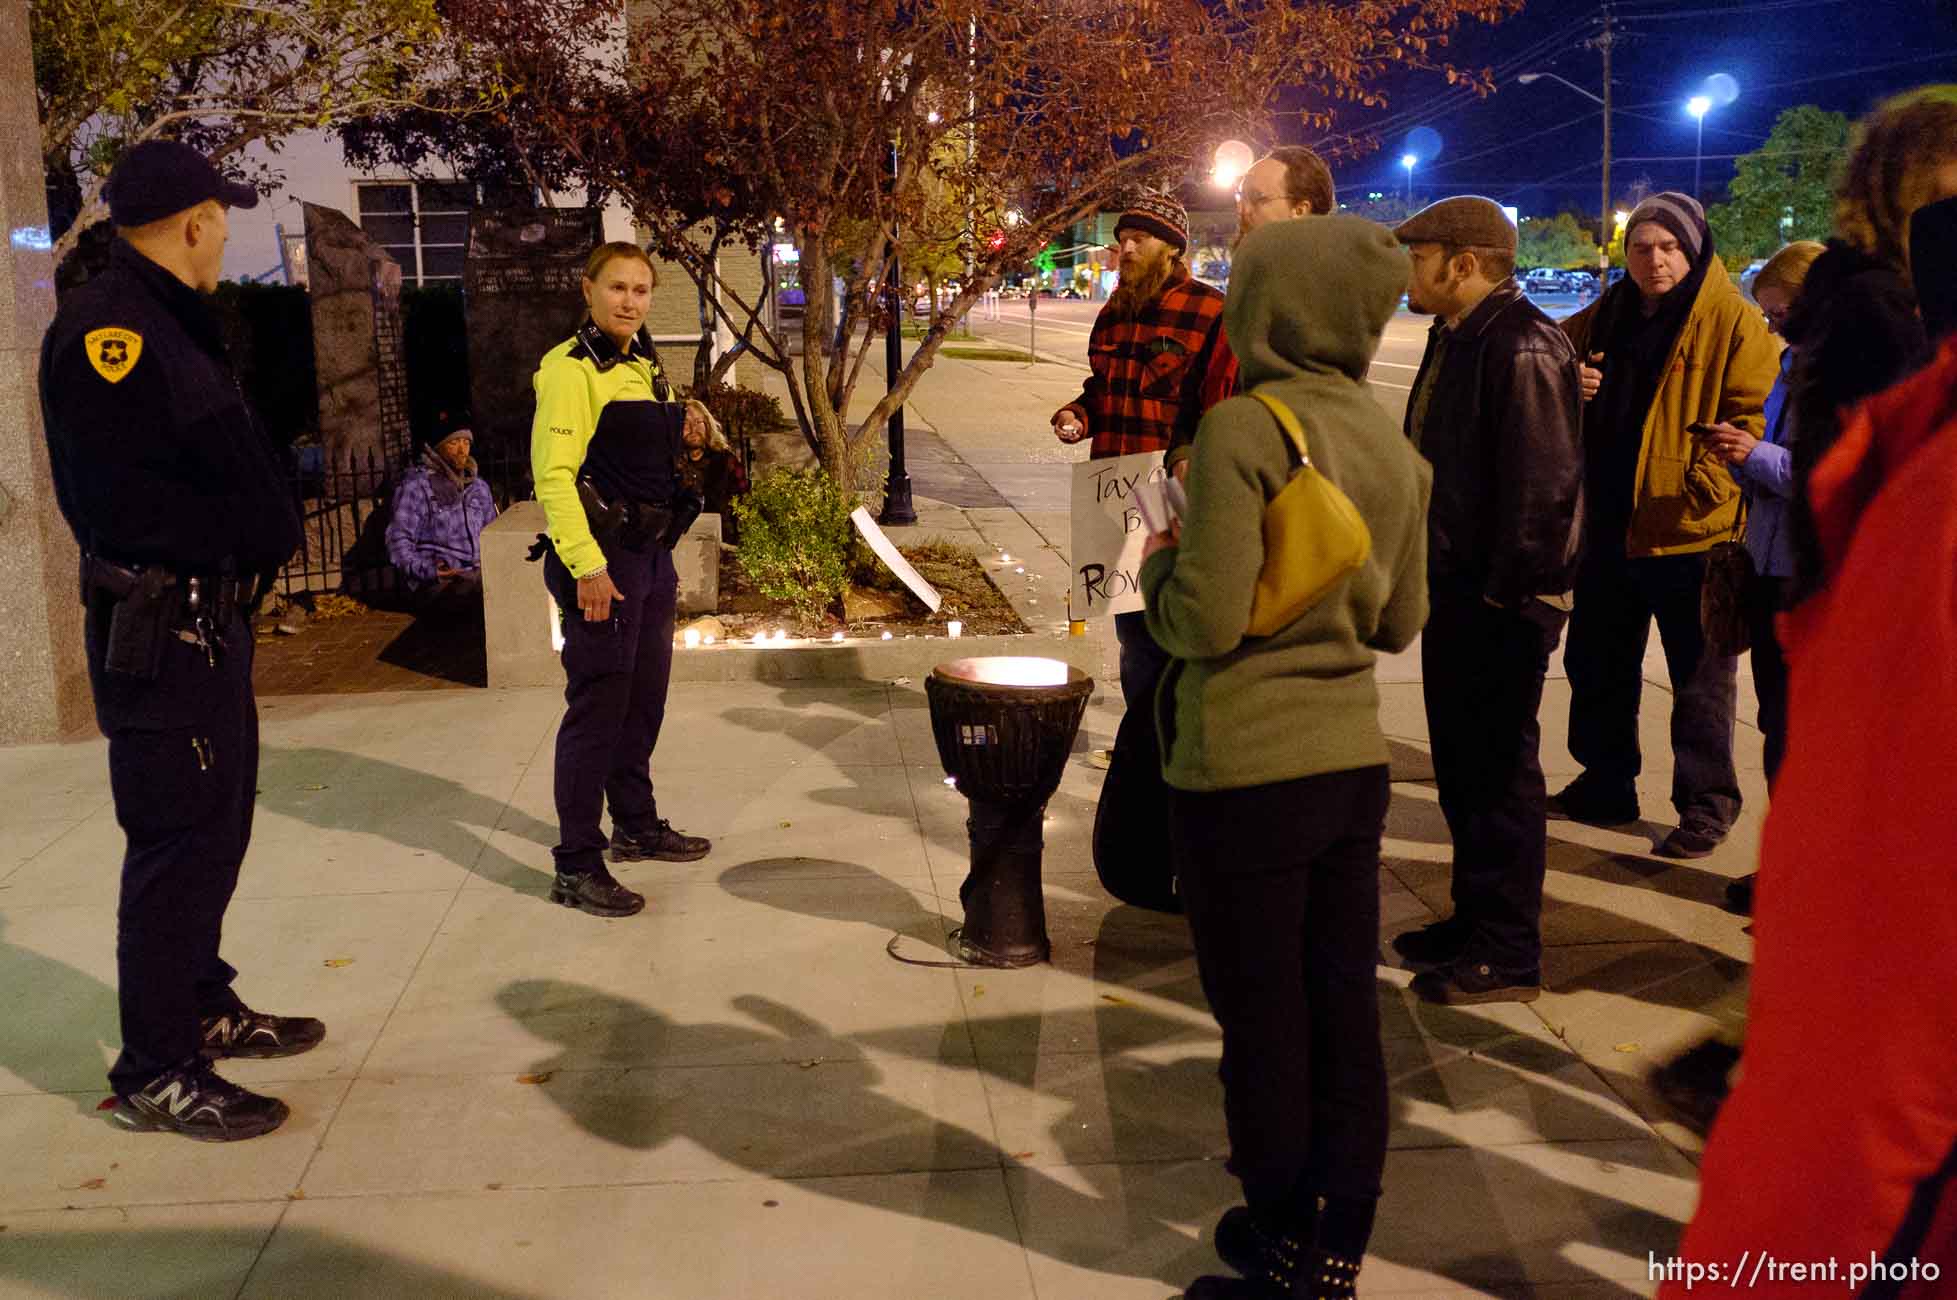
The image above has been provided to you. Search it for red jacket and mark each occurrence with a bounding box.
[1664,339,1957,1297]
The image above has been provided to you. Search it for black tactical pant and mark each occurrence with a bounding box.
[1422,585,1566,973]
[86,598,255,1096]
[544,545,678,874]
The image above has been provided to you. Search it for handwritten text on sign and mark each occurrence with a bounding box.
[1070,451,1166,618]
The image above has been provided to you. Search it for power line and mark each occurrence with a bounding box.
[1613,0,1851,15]
[1425,110,1604,172]
[1756,51,1957,90]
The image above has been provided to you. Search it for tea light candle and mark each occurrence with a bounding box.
[947,620,963,638]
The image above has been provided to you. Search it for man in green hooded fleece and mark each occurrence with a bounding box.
[1139,215,1430,1300]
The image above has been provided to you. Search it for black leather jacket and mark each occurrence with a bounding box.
[1403,280,1585,605]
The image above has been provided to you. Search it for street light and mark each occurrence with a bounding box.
[1687,95,1713,198]
[1519,71,1612,269]
[1401,153,1417,205]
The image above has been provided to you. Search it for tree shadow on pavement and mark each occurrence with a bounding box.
[0,1224,537,1300]
[0,912,119,1113]
[254,747,561,898]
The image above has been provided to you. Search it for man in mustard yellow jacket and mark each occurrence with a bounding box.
[1553,194,1778,859]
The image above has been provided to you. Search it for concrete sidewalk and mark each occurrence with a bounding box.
[0,353,1767,1298]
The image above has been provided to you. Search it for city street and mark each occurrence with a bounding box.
[966,292,1594,429]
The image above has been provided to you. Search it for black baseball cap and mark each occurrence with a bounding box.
[104,141,260,227]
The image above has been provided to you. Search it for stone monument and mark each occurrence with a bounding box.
[0,0,89,743]
[464,207,602,466]
[304,202,412,485]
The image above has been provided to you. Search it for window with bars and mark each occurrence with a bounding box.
[355,180,478,284]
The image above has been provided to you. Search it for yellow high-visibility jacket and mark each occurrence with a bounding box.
[530,320,682,578]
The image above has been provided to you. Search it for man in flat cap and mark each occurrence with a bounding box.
[39,140,318,1141]
[1390,197,1586,1004]
[1052,190,1226,914]
[1554,193,1776,860]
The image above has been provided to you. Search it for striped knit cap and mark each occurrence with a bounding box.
[1116,191,1190,254]
[1626,192,1710,266]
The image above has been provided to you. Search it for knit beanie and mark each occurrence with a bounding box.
[1626,192,1711,266]
[1115,191,1190,254]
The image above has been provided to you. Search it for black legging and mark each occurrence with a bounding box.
[1170,764,1392,1222]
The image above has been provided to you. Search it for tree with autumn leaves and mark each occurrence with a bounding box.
[365,0,1520,487]
[30,0,475,265]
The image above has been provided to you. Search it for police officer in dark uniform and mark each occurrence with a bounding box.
[531,241,711,917]
[39,141,322,1141]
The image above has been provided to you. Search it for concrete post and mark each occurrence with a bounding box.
[0,0,89,743]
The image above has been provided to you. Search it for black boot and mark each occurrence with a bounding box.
[550,866,646,917]
[611,818,711,863]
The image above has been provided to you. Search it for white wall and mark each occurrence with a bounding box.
[221,129,636,283]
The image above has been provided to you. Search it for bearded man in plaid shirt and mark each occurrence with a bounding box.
[1053,191,1226,911]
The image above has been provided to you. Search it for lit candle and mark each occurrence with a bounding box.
[947,620,963,638]
[830,631,844,643]
[682,628,702,648]
[773,629,789,644]
[881,631,893,640]
[1014,566,1025,574]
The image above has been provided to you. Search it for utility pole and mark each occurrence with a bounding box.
[1590,3,1616,268]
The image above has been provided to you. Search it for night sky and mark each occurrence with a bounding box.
[1300,0,1957,220]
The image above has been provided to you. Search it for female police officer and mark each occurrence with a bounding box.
[532,241,711,917]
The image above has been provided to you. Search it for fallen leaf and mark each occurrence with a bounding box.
[302,784,328,791]
[762,1199,780,1208]
[76,1178,106,1191]
[889,676,913,686]
[797,1059,823,1069]
[1613,1042,1640,1054]
[971,984,985,998]
[780,821,792,829]
[323,958,354,968]
[1099,993,1128,1006]
[516,1072,555,1085]
[288,1189,307,1200]
[1010,1151,1036,1160]
[95,1097,118,1112]
[486,1182,504,1191]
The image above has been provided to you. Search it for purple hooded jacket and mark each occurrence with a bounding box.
[385,453,498,587]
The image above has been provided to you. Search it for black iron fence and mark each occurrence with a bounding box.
[278,444,533,599]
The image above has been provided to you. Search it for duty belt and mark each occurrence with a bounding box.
[80,554,253,611]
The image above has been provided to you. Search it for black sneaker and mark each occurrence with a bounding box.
[1411,958,1542,1005]
[1650,1037,1742,1133]
[201,1007,326,1060]
[550,866,646,917]
[1655,821,1727,859]
[610,819,711,863]
[110,1061,289,1142]
[1389,915,1472,968]
[1548,776,1640,827]
[1724,872,1756,916]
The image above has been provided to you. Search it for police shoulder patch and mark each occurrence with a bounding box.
[84,327,144,384]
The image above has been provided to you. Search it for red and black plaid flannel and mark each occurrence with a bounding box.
[1070,271,1227,459]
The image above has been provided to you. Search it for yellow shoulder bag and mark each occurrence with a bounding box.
[1244,390,1373,637]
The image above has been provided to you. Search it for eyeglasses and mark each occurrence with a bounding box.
[1235,186,1282,209]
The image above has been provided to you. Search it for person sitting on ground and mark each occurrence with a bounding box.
[385,412,498,606]
[678,398,749,544]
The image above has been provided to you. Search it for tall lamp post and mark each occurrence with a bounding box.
[1401,153,1417,206]
[1687,94,1712,198]
[1518,70,1611,270]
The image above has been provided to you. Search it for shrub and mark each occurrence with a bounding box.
[732,468,857,624]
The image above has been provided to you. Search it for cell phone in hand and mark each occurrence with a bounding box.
[1687,422,1716,439]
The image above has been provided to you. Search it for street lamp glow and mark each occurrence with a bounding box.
[1212,139,1254,190]
[1401,153,1418,171]
[1615,210,1632,227]
[1687,95,1712,119]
